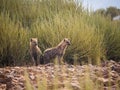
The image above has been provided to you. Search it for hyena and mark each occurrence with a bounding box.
[30,38,42,66]
[43,38,70,64]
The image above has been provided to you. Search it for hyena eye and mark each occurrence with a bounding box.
[34,42,38,45]
[33,42,36,44]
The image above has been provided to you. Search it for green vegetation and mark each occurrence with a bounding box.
[95,6,120,19]
[0,0,120,66]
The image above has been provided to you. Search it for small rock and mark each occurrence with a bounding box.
[71,82,81,90]
[0,84,6,90]
[29,74,35,80]
[97,77,115,86]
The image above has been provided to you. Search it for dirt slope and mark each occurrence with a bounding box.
[0,60,120,90]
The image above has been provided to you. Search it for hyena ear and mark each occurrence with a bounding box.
[30,38,33,42]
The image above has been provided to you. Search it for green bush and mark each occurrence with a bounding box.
[0,0,120,66]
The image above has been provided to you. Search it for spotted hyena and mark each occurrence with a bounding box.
[43,38,70,64]
[30,38,42,66]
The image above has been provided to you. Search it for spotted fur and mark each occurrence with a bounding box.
[43,38,70,64]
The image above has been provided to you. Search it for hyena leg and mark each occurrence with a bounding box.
[30,52,36,65]
[58,56,64,65]
[60,57,64,64]
[31,57,36,66]
[36,55,40,66]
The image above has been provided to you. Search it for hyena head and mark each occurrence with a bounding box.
[30,38,38,46]
[63,38,71,46]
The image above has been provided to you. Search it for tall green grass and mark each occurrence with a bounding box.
[0,0,120,66]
